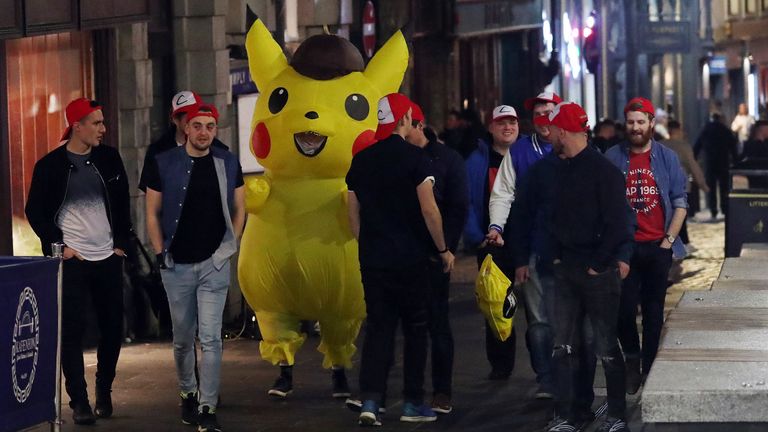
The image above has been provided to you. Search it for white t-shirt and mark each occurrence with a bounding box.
[731,114,755,143]
[56,151,114,261]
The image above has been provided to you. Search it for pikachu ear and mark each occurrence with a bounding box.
[246,18,289,91]
[363,30,409,95]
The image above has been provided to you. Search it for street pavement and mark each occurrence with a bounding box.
[26,217,725,432]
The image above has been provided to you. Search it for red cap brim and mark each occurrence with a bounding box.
[60,125,72,142]
[374,122,397,141]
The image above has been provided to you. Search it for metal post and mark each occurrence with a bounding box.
[600,0,610,119]
[50,243,64,432]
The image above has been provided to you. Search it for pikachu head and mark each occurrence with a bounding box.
[246,19,409,179]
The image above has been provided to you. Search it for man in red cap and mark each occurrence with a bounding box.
[605,97,688,396]
[346,93,453,426]
[404,101,468,414]
[145,104,245,432]
[543,102,634,432]
[138,91,229,193]
[463,104,519,381]
[25,97,132,425]
[487,91,563,398]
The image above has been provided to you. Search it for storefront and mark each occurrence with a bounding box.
[0,0,151,255]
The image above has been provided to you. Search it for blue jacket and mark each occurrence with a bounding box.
[155,145,240,269]
[464,138,492,246]
[604,140,688,258]
[510,133,551,184]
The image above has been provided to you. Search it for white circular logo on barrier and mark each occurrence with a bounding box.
[11,287,39,403]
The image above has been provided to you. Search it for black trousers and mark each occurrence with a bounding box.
[61,254,124,405]
[476,248,516,374]
[359,263,430,405]
[705,167,729,217]
[553,262,626,419]
[427,259,454,397]
[618,242,673,374]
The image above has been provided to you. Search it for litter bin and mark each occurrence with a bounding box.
[726,167,768,257]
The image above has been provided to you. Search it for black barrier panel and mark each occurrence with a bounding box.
[726,193,768,257]
[0,257,58,432]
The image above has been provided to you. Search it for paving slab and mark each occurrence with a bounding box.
[740,243,768,258]
[664,307,768,330]
[658,328,768,352]
[711,279,768,290]
[642,360,768,423]
[677,290,768,308]
[718,258,768,281]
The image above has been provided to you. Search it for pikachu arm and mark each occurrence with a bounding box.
[244,175,271,214]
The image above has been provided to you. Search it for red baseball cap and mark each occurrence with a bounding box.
[411,102,425,122]
[186,104,219,123]
[624,97,655,117]
[171,90,203,117]
[524,91,563,111]
[535,102,589,133]
[374,93,413,140]
[60,98,102,142]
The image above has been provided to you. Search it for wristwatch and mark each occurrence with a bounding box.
[665,234,676,244]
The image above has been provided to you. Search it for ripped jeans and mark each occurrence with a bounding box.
[552,261,627,420]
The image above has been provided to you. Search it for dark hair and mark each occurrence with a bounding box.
[424,125,438,143]
[748,120,768,141]
[667,120,682,131]
[594,118,615,134]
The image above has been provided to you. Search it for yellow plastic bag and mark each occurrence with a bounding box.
[475,254,517,341]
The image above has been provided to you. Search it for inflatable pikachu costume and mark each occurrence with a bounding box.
[238,18,408,394]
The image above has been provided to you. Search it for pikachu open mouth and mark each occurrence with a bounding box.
[294,131,327,157]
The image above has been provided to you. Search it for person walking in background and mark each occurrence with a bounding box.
[439,109,464,154]
[694,112,739,221]
[464,104,520,380]
[663,120,709,252]
[606,97,688,395]
[26,98,131,425]
[731,102,755,150]
[591,118,620,153]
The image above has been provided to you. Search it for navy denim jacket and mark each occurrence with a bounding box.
[604,140,688,259]
[155,145,240,269]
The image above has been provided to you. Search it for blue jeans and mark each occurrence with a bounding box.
[521,256,555,387]
[161,258,229,410]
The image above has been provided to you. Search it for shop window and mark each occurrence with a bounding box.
[5,31,93,255]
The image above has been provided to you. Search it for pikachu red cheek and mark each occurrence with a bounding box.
[252,122,271,159]
[351,130,376,156]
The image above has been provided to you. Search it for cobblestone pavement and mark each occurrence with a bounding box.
[665,213,726,311]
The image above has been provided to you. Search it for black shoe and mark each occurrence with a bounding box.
[197,405,222,432]
[71,401,96,425]
[94,389,113,418]
[546,417,585,432]
[625,357,642,395]
[268,366,293,398]
[488,368,511,380]
[331,368,351,398]
[181,391,199,425]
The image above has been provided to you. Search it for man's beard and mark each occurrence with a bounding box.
[629,127,653,148]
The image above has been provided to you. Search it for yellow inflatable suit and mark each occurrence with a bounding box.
[238,19,409,376]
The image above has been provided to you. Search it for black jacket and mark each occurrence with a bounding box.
[424,141,468,253]
[25,144,132,256]
[551,145,633,272]
[138,126,229,192]
[694,120,738,170]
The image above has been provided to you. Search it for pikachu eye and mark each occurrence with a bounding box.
[269,87,288,114]
[345,94,369,121]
